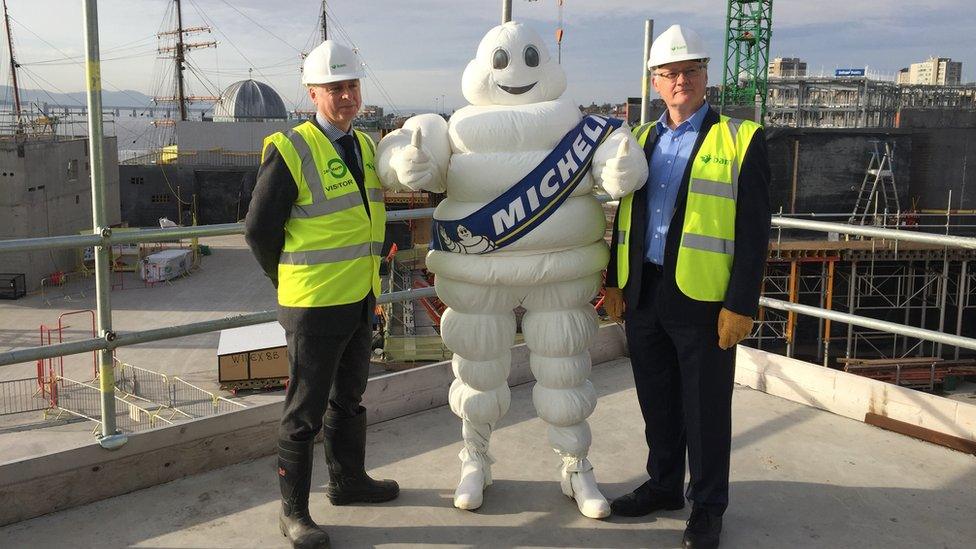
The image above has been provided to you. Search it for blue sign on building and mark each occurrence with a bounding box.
[835,68,866,77]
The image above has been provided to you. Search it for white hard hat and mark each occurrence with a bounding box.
[301,40,366,85]
[647,25,709,69]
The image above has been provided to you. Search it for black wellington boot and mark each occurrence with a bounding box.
[322,407,399,505]
[278,439,331,549]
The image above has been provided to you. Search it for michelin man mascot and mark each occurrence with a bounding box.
[376,22,646,518]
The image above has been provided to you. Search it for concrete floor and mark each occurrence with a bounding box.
[1,358,973,548]
[0,235,387,462]
[0,235,278,387]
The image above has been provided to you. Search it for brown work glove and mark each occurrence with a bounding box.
[604,287,625,323]
[718,307,753,350]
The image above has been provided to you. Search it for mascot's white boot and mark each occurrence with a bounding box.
[375,21,646,519]
[442,280,518,510]
[524,274,609,519]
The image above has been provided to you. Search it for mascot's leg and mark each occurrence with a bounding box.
[437,276,518,511]
[522,272,609,519]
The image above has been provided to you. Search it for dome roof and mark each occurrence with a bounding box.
[212,79,287,122]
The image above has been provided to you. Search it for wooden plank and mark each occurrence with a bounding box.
[865,412,976,455]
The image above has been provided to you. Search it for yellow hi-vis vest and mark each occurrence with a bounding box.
[262,121,386,307]
[616,115,760,301]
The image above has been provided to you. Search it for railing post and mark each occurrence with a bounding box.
[83,0,126,450]
[956,260,969,360]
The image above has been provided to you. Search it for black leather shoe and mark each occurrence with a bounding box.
[683,507,722,549]
[323,408,399,506]
[610,480,685,517]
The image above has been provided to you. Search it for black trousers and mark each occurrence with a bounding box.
[278,296,374,442]
[624,265,736,514]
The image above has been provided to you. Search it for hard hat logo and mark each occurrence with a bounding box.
[330,63,347,70]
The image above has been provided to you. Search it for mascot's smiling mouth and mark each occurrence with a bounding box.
[497,82,537,95]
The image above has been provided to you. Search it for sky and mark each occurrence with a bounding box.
[3,0,975,114]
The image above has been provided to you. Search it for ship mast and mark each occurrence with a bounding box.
[154,0,217,122]
[321,1,328,41]
[2,0,23,133]
[174,0,187,121]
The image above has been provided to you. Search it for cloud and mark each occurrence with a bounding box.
[5,0,974,113]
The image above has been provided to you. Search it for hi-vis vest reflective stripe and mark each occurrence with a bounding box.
[616,116,759,301]
[262,121,386,307]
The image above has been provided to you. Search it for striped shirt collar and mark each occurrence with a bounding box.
[315,113,354,144]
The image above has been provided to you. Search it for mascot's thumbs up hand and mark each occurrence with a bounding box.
[391,129,435,191]
[599,135,647,199]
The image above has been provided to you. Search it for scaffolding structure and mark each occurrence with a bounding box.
[766,77,901,128]
[767,78,976,127]
[754,238,976,369]
[899,84,976,110]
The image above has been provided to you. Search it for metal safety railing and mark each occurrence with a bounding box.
[0,201,437,448]
[763,216,976,356]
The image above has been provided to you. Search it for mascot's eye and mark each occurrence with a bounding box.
[492,48,510,70]
[524,45,540,67]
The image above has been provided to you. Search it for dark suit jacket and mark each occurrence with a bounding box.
[606,107,771,325]
[244,119,374,331]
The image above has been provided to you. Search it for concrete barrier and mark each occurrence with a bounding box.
[0,322,628,526]
[736,345,976,443]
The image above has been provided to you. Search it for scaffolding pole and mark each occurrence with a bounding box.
[640,20,653,124]
[957,261,969,360]
[82,0,127,450]
[823,260,835,366]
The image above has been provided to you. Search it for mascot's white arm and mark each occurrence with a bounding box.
[590,127,647,199]
[376,113,451,193]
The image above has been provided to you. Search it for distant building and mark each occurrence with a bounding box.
[211,79,288,122]
[360,105,384,119]
[897,67,911,85]
[903,57,963,86]
[0,136,121,291]
[769,57,807,78]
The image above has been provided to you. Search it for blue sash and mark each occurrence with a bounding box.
[431,114,622,254]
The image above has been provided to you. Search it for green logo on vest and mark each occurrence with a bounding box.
[700,154,732,166]
[327,158,348,178]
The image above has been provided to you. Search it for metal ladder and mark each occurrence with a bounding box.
[849,141,900,226]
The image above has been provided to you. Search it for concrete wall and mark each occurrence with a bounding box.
[0,137,120,292]
[765,128,913,216]
[119,164,255,227]
[175,121,296,152]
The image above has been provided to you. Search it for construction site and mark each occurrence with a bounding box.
[1,1,975,547]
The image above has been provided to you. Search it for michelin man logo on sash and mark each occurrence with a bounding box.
[432,115,622,254]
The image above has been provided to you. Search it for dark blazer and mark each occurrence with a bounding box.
[606,106,771,325]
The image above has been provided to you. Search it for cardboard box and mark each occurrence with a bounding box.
[217,322,288,383]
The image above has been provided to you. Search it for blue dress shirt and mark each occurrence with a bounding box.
[644,102,710,265]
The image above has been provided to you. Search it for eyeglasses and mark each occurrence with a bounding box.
[653,66,704,82]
